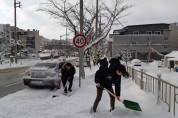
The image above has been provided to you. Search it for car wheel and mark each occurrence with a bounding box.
[23,80,30,86]
[50,86,56,90]
[56,81,61,89]
[56,85,61,89]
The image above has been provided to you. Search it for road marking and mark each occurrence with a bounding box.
[3,81,23,87]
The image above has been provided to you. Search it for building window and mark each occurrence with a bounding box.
[164,46,167,49]
[130,49,136,52]
[133,31,139,35]
[164,37,168,40]
[132,42,136,44]
[146,31,152,35]
[154,31,161,35]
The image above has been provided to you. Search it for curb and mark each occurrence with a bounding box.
[0,66,30,74]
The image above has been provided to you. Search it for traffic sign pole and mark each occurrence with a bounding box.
[73,34,86,87]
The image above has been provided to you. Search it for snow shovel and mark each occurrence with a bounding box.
[101,86,142,111]
[52,78,70,98]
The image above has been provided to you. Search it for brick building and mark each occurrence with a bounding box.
[11,27,41,51]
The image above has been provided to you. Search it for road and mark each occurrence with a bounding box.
[0,68,28,98]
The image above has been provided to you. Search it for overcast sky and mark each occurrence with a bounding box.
[0,0,178,40]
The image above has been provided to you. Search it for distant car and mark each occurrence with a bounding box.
[23,60,65,89]
[131,59,142,66]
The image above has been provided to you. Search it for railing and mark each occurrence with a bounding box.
[126,66,178,116]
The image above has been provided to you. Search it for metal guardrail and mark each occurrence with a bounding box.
[175,94,178,104]
[127,66,178,116]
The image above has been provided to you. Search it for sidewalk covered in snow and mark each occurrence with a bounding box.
[0,66,176,118]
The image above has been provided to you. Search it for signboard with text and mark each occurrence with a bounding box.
[73,34,86,48]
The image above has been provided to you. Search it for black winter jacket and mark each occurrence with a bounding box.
[95,68,121,96]
[61,66,76,80]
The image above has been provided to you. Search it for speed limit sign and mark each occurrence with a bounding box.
[73,34,86,48]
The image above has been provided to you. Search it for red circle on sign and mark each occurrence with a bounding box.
[73,34,86,48]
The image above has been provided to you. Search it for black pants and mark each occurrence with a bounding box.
[62,76,74,92]
[93,87,115,111]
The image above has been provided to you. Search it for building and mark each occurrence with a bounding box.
[109,23,178,60]
[0,24,11,51]
[11,27,41,51]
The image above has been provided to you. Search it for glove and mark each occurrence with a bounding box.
[123,72,130,78]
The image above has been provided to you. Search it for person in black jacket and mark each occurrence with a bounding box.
[98,57,108,70]
[61,62,76,94]
[108,56,121,69]
[92,63,126,113]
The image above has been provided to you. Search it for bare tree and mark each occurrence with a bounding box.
[117,48,132,66]
[37,0,133,53]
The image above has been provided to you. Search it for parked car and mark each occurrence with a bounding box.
[23,60,65,89]
[131,59,142,66]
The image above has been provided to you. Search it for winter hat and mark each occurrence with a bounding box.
[114,64,126,74]
[65,62,72,66]
[109,57,121,65]
[99,58,108,68]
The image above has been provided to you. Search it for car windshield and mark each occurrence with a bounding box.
[34,63,57,69]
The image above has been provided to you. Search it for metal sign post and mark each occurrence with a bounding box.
[73,34,86,87]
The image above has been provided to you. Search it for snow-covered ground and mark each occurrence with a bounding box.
[0,57,78,70]
[0,60,177,118]
[131,61,178,85]
[0,58,41,70]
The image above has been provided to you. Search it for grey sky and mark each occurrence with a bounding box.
[0,0,178,40]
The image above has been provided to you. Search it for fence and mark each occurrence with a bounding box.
[127,66,178,116]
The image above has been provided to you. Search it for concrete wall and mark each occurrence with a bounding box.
[112,35,171,56]
[169,23,178,50]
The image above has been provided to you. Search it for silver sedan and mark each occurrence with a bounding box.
[23,60,65,89]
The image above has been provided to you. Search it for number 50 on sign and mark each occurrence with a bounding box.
[73,34,86,48]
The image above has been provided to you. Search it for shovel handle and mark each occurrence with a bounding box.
[101,86,123,103]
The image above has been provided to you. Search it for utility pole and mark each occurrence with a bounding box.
[63,0,68,57]
[95,0,99,39]
[99,14,101,37]
[94,0,99,58]
[79,0,85,88]
[147,37,151,62]
[14,0,21,63]
[65,23,68,57]
[60,35,62,46]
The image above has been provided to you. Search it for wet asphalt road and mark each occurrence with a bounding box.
[0,68,28,98]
